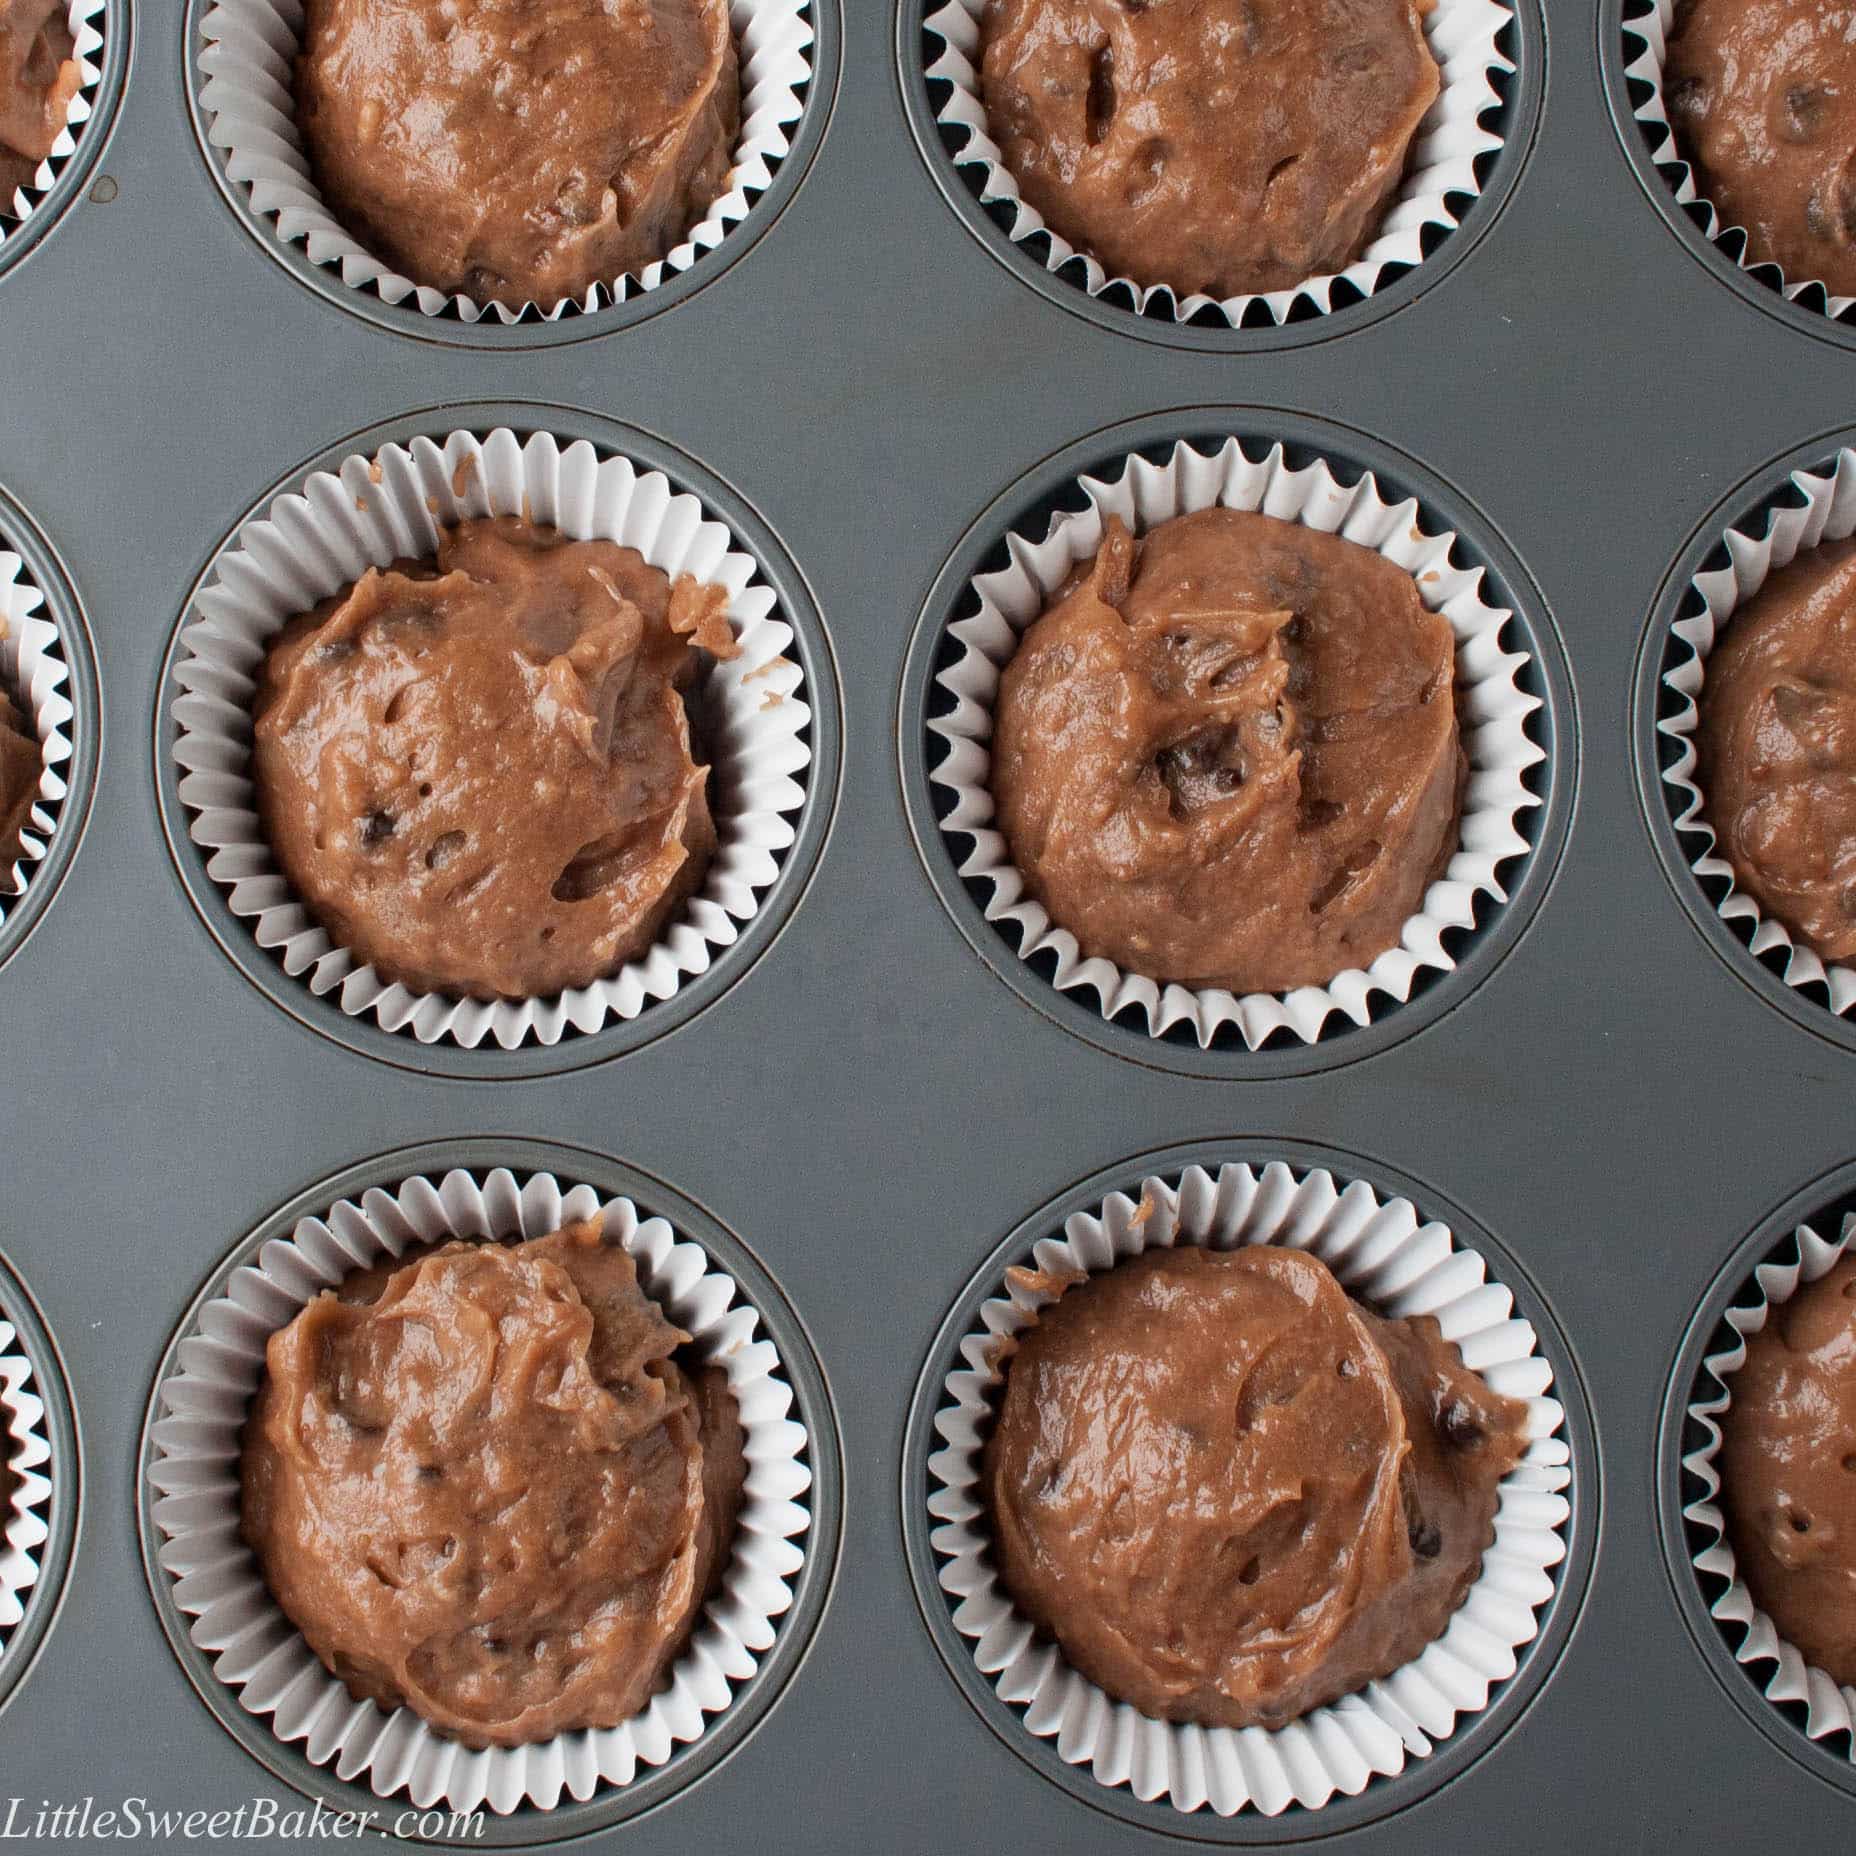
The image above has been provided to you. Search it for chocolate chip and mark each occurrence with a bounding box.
[1439,1397,1486,1449]
[1265,153,1302,195]
[1409,1518,1442,1559]
[1085,42,1117,145]
[1157,730,1245,816]
[359,809,395,848]
[1780,82,1830,144]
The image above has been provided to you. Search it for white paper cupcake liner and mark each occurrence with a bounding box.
[0,2,106,244]
[0,542,74,914]
[0,1315,54,1649]
[924,0,1511,328]
[928,437,1545,1050]
[169,425,813,1050]
[198,0,815,325]
[1654,447,1856,1018]
[147,1165,814,1817]
[1622,0,1856,325]
[926,1159,1571,1818]
[1681,1212,1856,1751]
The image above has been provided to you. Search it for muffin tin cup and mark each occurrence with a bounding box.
[141,1145,834,1832]
[1636,439,1856,1041]
[910,0,1522,340]
[0,1,123,286]
[191,0,825,343]
[0,483,98,977]
[0,1246,80,1725]
[1657,1159,1856,1799]
[1611,0,1856,341]
[904,1141,1583,1831]
[162,417,826,1066]
[907,423,1556,1066]
[1675,1213,1856,1764]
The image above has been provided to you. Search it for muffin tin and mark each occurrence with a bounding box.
[2,0,1855,1849]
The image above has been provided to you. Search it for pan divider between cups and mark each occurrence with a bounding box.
[168,425,814,1053]
[923,1158,1572,1820]
[926,435,1546,1053]
[917,0,1513,330]
[145,1164,814,1819]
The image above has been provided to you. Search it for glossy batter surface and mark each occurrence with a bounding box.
[978,0,1440,298]
[984,1246,1529,1730]
[0,689,35,884]
[297,0,739,303]
[990,510,1463,994]
[1722,1253,1856,1684]
[240,1220,745,1748]
[1666,0,1856,296]
[1697,538,1856,964]
[0,0,78,199]
[254,515,736,1002]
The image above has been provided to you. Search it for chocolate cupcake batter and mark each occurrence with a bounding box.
[297,0,739,304]
[0,0,78,201]
[254,514,736,1002]
[990,510,1463,994]
[0,688,37,887]
[1721,1252,1856,1685]
[1665,0,1856,298]
[984,1246,1529,1730]
[978,0,1440,299]
[1696,538,1856,965]
[240,1219,745,1748]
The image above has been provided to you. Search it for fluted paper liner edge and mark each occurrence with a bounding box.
[0,1318,55,1646]
[148,1165,814,1817]
[197,0,815,325]
[927,435,1545,1050]
[1680,1213,1856,1751]
[1653,447,1856,1018]
[923,0,1512,328]
[169,425,814,1050]
[926,1159,1571,1817]
[0,3,106,249]
[1623,0,1856,324]
[0,539,75,919]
